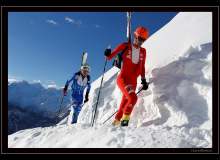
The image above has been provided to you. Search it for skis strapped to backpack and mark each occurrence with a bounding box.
[81,52,88,67]
[127,12,132,43]
[112,12,131,69]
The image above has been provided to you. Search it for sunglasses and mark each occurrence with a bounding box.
[82,67,90,72]
[136,36,146,42]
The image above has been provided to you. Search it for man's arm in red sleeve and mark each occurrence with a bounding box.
[107,43,127,60]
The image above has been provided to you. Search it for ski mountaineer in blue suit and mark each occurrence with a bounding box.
[63,63,91,124]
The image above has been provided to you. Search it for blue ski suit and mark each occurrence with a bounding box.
[65,71,91,123]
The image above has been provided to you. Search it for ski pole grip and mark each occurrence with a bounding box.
[108,45,111,49]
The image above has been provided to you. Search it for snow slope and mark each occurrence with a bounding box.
[8,12,212,149]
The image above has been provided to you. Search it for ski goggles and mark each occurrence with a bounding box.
[136,36,146,42]
[82,67,90,72]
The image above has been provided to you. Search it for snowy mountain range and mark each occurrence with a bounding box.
[8,12,213,149]
[8,80,72,134]
[8,80,71,117]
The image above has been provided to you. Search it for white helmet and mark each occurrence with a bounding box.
[81,63,91,72]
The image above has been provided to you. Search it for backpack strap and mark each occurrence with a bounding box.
[112,42,130,69]
[120,46,129,60]
[71,71,81,91]
[71,71,90,91]
[120,42,130,59]
[76,71,90,85]
[76,71,81,76]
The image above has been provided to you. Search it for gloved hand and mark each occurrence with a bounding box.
[104,48,111,57]
[84,92,89,103]
[141,78,148,90]
[63,85,67,94]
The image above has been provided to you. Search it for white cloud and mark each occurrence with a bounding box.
[8,74,23,84]
[65,17,82,28]
[33,80,41,83]
[8,78,20,84]
[75,20,82,25]
[94,25,101,28]
[65,16,101,29]
[65,17,74,23]
[46,20,58,25]
[44,80,58,88]
[45,80,55,83]
[31,21,34,25]
[47,85,60,90]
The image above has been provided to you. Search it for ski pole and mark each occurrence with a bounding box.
[102,86,146,125]
[91,45,110,127]
[136,87,143,95]
[54,92,67,126]
[102,109,118,125]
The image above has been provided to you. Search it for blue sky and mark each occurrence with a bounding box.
[8,11,179,89]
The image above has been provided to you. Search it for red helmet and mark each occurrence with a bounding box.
[134,27,149,39]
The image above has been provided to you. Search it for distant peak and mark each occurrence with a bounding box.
[13,80,29,84]
[31,83,44,89]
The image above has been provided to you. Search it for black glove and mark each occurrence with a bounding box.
[104,49,111,57]
[141,78,148,90]
[84,92,89,103]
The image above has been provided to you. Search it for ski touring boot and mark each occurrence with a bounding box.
[121,120,129,127]
[121,114,130,127]
[71,121,77,124]
[71,113,78,124]
[112,119,121,126]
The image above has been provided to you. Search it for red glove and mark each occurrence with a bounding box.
[63,85,67,94]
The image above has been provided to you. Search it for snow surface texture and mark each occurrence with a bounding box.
[8,12,212,148]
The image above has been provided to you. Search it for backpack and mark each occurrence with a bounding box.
[112,43,129,69]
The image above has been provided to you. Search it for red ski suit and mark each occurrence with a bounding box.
[107,42,146,121]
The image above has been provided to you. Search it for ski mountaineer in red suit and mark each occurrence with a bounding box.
[104,27,149,127]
